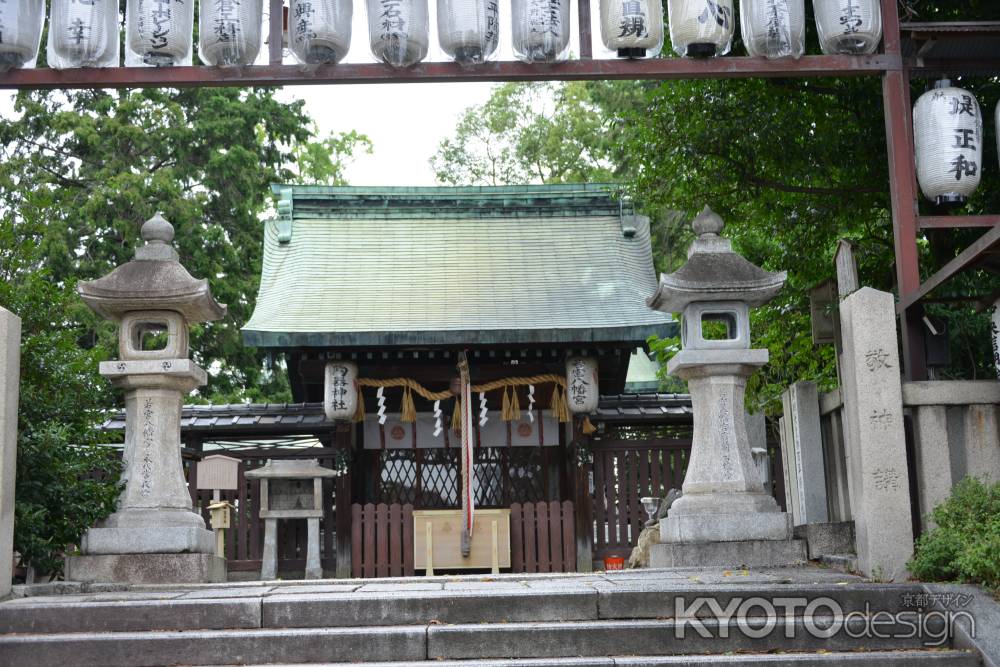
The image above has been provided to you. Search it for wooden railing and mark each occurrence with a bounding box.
[351,503,415,578]
[510,501,576,574]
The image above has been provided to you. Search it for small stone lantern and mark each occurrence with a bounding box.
[246,459,338,580]
[65,214,227,584]
[646,207,804,566]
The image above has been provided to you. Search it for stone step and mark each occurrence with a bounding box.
[0,617,960,667]
[203,653,981,667]
[0,582,926,634]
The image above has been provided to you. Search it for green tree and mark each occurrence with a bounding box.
[0,87,371,402]
[1,216,122,577]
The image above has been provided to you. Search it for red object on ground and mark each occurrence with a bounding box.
[604,556,625,571]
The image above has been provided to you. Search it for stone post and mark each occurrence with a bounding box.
[839,287,914,581]
[779,381,829,526]
[0,308,21,599]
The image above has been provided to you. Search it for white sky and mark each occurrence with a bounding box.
[0,0,614,186]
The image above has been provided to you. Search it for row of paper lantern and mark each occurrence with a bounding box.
[0,0,883,71]
[914,81,999,207]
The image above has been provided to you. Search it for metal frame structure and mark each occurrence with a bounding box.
[1,0,998,380]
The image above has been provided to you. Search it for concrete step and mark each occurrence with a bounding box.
[0,582,926,634]
[0,617,964,667]
[204,653,981,667]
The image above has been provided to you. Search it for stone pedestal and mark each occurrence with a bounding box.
[66,360,223,584]
[655,349,803,567]
[0,307,21,599]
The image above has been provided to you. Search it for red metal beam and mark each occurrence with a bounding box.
[881,0,927,380]
[897,224,1000,313]
[0,54,898,90]
[919,215,1000,230]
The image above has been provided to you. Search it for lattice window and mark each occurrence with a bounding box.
[378,450,418,505]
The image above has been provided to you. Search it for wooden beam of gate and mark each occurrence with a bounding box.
[0,55,899,91]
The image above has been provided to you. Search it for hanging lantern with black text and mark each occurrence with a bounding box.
[126,0,195,66]
[437,0,499,65]
[367,0,429,67]
[667,0,734,58]
[913,80,983,207]
[513,0,571,63]
[289,0,352,64]
[740,0,804,59]
[0,0,44,71]
[324,361,359,421]
[599,0,663,58]
[565,357,599,414]
[813,0,881,55]
[47,0,120,69]
[199,0,263,66]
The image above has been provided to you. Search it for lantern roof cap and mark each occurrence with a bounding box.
[647,206,786,313]
[77,213,227,322]
[245,459,339,479]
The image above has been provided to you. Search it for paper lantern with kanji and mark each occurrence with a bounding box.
[740,0,804,59]
[199,0,263,66]
[814,0,881,55]
[126,0,195,66]
[599,0,663,59]
[437,0,499,65]
[47,0,120,69]
[324,361,359,421]
[367,0,429,67]
[0,0,43,71]
[513,0,571,63]
[289,0,353,64]
[667,0,734,58]
[914,81,983,207]
[565,357,599,414]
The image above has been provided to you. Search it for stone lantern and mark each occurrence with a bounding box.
[646,206,805,567]
[65,214,228,584]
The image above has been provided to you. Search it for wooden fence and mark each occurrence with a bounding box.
[350,503,415,578]
[591,439,786,562]
[510,501,576,573]
[350,501,576,577]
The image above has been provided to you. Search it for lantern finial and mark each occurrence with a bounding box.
[692,205,724,237]
[141,212,175,245]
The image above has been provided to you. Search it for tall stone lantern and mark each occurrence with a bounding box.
[647,207,806,567]
[65,214,228,584]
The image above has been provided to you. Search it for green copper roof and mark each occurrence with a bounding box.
[243,185,674,348]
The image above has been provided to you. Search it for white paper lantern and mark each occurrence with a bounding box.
[739,0,804,59]
[513,0,570,63]
[437,0,499,65]
[47,0,120,69]
[199,0,263,66]
[668,0,734,58]
[599,0,663,59]
[324,361,359,421]
[565,357,599,414]
[0,0,44,71]
[290,0,352,64]
[913,81,983,207]
[125,0,195,66]
[367,0,429,67]
[813,0,881,55]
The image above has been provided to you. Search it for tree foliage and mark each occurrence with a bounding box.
[0,87,371,401]
[1,216,121,577]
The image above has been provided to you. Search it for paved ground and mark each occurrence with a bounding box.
[6,563,865,602]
